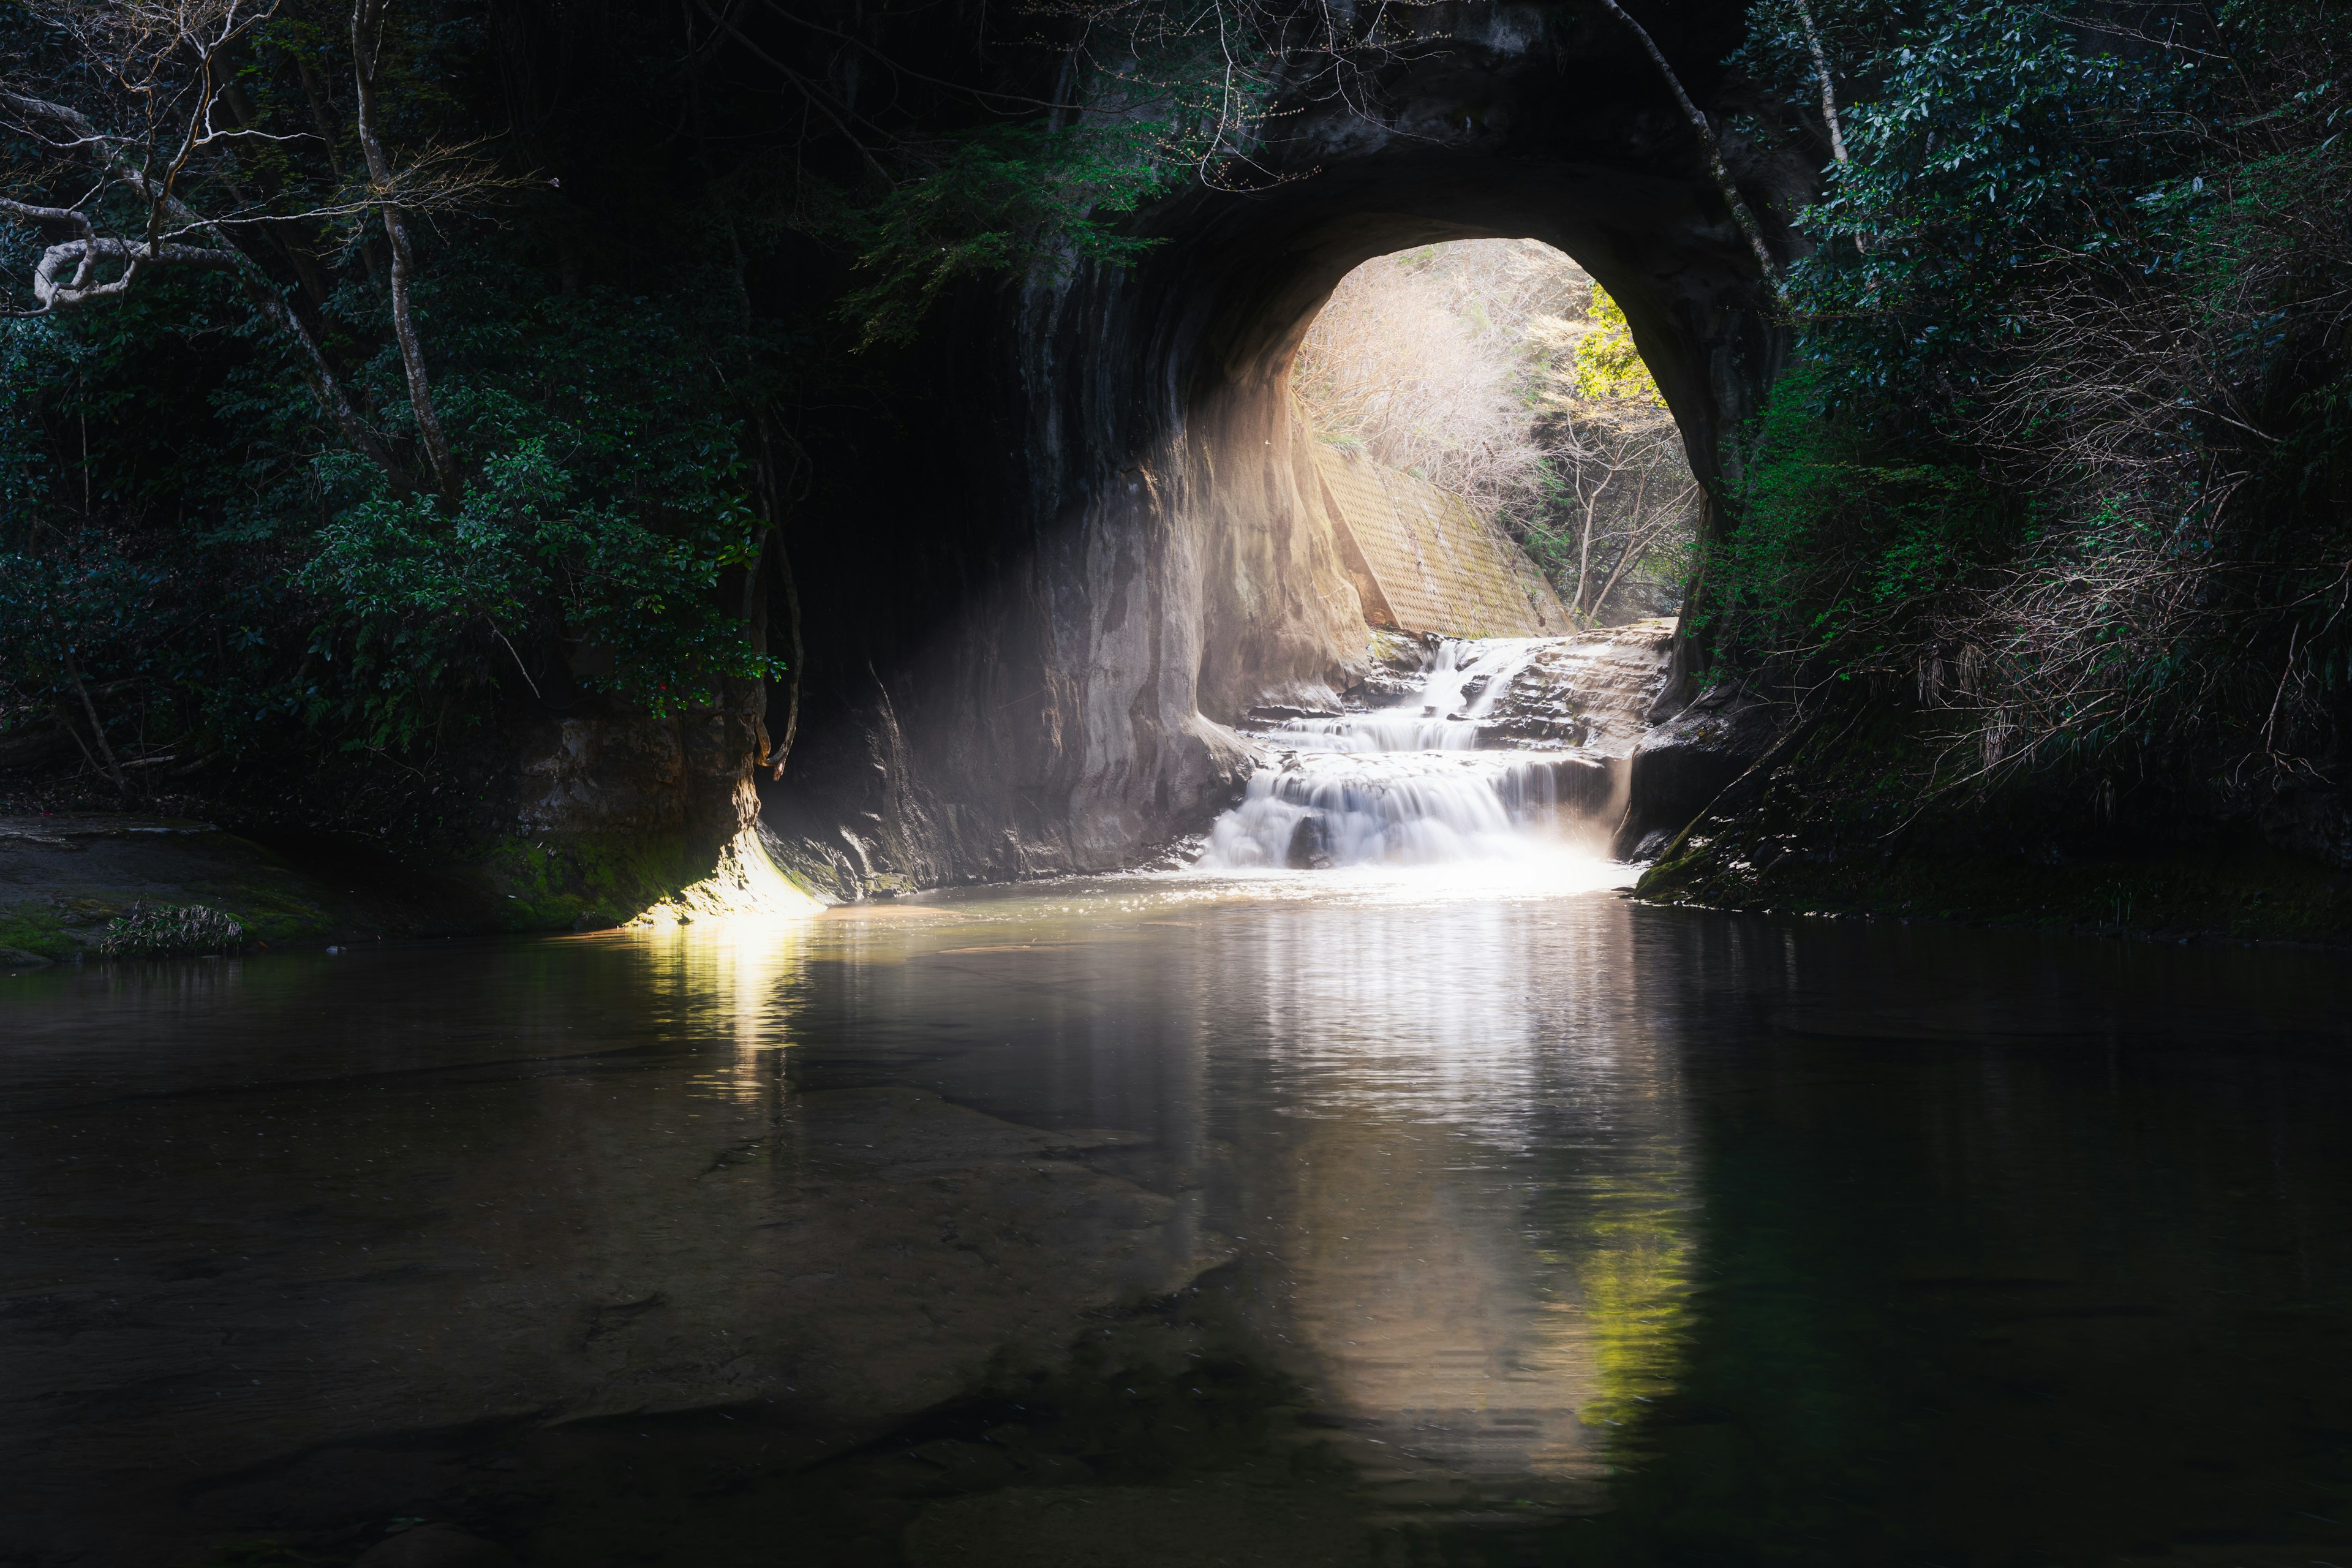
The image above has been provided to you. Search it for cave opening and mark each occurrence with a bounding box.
[749,10,1800,902]
[761,191,1780,900]
[1287,237,1698,640]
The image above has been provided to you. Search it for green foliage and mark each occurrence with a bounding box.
[1706,363,2003,663]
[0,905,77,960]
[0,527,167,693]
[0,258,784,759]
[1711,0,2352,792]
[818,121,1177,350]
[293,273,783,745]
[1570,287,1663,404]
[0,0,824,804]
[1789,0,2197,417]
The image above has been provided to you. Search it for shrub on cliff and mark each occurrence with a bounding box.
[1709,0,2352,807]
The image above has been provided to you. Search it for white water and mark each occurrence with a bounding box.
[1198,638,1620,871]
[1262,638,1553,755]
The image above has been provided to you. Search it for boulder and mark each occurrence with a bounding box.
[1616,691,1783,857]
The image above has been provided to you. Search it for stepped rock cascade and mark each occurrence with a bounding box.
[1200,625,1676,870]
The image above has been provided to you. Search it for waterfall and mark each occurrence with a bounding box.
[1196,636,1641,871]
[1261,639,1553,755]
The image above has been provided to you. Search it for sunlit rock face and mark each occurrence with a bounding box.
[761,0,1801,899]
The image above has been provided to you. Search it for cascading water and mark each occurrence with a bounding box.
[1197,635,1653,871]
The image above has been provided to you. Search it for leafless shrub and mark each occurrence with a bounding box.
[1290,239,1562,511]
[1539,393,1702,622]
[1292,237,1701,624]
[1,0,533,493]
[1916,179,2347,788]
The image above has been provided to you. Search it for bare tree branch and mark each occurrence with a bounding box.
[1,67,412,484]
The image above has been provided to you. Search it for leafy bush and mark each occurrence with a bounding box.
[1570,288,1662,405]
[1711,0,2352,797]
[1705,362,2004,668]
[814,121,1179,350]
[289,274,785,747]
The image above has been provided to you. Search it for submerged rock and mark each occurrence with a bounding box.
[1285,813,1335,869]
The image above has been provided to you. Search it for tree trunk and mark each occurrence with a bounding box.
[752,417,807,780]
[1593,0,1782,289]
[1791,0,1849,165]
[351,0,464,500]
[769,538,804,781]
[62,646,127,795]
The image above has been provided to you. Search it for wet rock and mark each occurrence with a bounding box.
[1617,690,1782,855]
[1627,827,1677,862]
[0,813,506,952]
[1366,629,1427,676]
[1345,670,1425,704]
[10,1076,1231,1561]
[0,947,52,969]
[1285,814,1335,870]
[351,1525,518,1568]
[1471,622,1679,756]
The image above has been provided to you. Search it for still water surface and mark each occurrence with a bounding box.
[4,866,2351,1566]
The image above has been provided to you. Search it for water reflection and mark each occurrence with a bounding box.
[4,877,2351,1567]
[1181,883,1694,1489]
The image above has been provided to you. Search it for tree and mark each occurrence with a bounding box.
[1709,0,2352,801]
[1,0,782,788]
[1533,287,1700,622]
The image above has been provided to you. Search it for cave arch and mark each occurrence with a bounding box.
[761,6,1804,899]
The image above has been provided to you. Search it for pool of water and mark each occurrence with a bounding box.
[5,867,2351,1566]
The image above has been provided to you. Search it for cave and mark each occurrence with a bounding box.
[683,7,1809,900]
